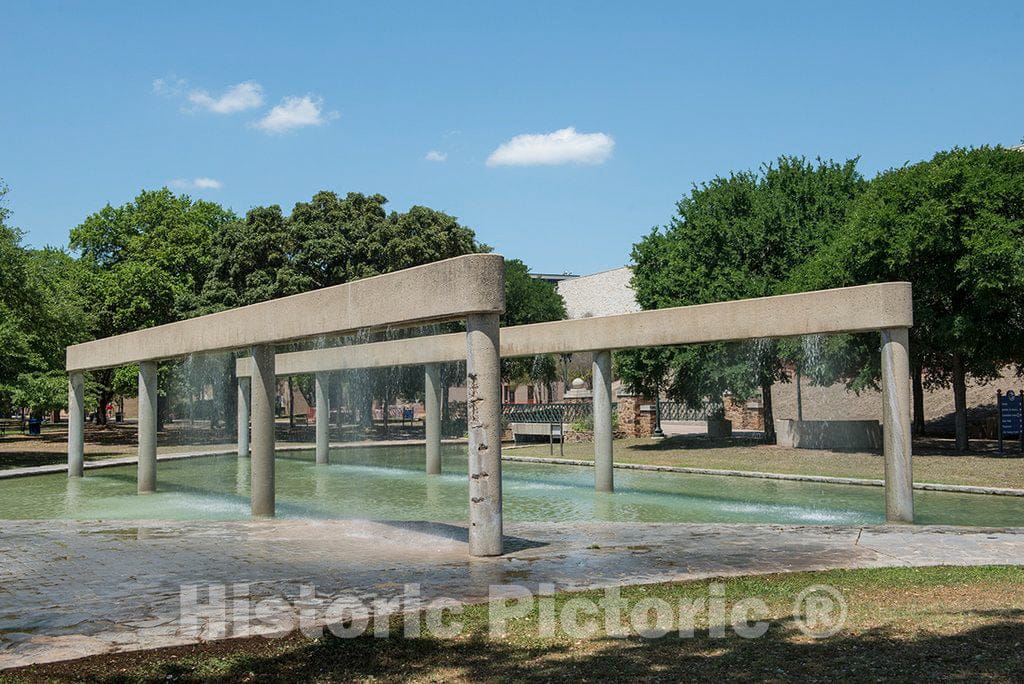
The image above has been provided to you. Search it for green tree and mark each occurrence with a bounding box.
[204,193,485,310]
[798,146,1024,450]
[626,156,866,441]
[500,259,567,400]
[0,182,94,416]
[201,205,311,310]
[70,188,235,423]
[11,371,68,419]
[204,192,488,430]
[0,181,36,393]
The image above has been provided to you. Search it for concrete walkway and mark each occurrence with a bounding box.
[1,519,1022,669]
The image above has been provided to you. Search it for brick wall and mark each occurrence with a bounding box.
[617,393,656,437]
[723,394,764,430]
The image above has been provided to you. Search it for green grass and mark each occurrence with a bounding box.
[510,436,1024,489]
[8,566,1024,682]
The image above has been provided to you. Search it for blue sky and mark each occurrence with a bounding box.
[1,1,1022,274]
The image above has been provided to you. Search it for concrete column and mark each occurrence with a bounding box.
[137,360,158,494]
[466,313,502,556]
[593,350,614,492]
[250,345,276,517]
[315,371,330,465]
[68,372,85,478]
[425,362,442,475]
[881,327,914,523]
[237,376,251,458]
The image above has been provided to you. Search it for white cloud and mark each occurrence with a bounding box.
[486,127,614,167]
[424,150,448,162]
[170,177,224,191]
[254,95,336,133]
[152,76,187,97]
[188,81,264,114]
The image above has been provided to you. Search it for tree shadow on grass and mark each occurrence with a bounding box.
[629,435,764,452]
[20,613,1023,683]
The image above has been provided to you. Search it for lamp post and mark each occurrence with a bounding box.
[653,389,665,439]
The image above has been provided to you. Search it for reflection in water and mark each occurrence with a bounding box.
[63,475,83,515]
[2,444,1021,527]
[235,456,250,497]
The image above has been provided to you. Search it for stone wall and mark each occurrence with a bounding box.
[617,393,656,438]
[723,395,764,431]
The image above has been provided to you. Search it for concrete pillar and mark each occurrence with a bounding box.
[237,376,250,458]
[881,327,914,523]
[315,371,330,465]
[137,360,158,494]
[250,345,276,517]
[68,372,85,478]
[425,362,442,475]
[593,350,614,492]
[466,313,502,556]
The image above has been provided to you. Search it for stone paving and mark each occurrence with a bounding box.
[1,520,1022,669]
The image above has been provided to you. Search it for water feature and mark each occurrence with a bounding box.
[1,445,1020,526]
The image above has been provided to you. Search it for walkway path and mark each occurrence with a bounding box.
[1,519,1021,669]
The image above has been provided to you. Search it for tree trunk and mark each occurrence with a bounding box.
[952,354,969,451]
[912,362,925,436]
[96,388,109,425]
[761,379,776,444]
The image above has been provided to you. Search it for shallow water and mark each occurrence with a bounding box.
[0,444,1020,526]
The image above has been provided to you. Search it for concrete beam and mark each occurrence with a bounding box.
[498,282,913,357]
[236,282,913,377]
[237,333,466,376]
[66,254,505,372]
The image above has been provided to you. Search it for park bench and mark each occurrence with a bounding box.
[510,422,562,444]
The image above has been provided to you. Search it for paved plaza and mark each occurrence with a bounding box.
[2,520,1022,669]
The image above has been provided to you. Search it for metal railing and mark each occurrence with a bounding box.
[659,401,717,422]
[501,402,615,424]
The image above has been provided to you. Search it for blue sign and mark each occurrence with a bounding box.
[999,391,1022,436]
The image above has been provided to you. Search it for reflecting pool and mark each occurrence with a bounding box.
[0,444,1020,526]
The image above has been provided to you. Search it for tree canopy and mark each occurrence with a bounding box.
[795,146,1024,449]
[624,156,866,439]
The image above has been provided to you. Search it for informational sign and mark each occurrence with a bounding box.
[999,391,1022,437]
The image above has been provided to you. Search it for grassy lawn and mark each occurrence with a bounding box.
[0,422,439,471]
[7,566,1023,682]
[510,436,1024,490]
[0,425,233,470]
